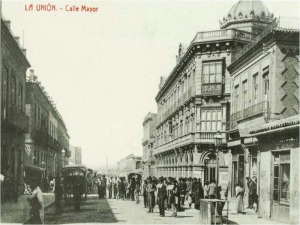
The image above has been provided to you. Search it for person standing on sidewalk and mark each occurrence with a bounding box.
[208,180,217,199]
[235,183,244,213]
[157,177,167,217]
[54,175,63,214]
[142,180,148,208]
[170,179,179,217]
[27,177,44,224]
[134,178,140,204]
[146,177,156,213]
[203,181,209,199]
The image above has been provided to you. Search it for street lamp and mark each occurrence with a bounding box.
[61,149,66,168]
[214,131,222,192]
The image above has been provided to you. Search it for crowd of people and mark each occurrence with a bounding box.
[95,175,226,217]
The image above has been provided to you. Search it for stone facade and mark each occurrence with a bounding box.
[117,154,142,178]
[142,112,157,179]
[26,69,70,180]
[1,19,30,202]
[153,0,276,191]
[227,17,299,223]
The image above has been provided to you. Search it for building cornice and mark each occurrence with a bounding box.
[1,19,30,68]
[155,29,254,102]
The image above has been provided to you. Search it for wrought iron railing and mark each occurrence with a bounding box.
[229,101,265,130]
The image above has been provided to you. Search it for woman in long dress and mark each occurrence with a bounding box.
[235,183,244,213]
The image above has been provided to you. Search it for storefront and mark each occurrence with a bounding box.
[249,115,299,224]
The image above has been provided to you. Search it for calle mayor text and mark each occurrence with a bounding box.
[25,4,99,12]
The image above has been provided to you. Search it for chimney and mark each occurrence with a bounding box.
[22,48,27,56]
[4,20,11,29]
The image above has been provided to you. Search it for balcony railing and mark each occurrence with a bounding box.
[3,105,29,132]
[155,131,226,155]
[157,86,196,126]
[202,83,222,96]
[229,101,265,130]
[192,29,254,43]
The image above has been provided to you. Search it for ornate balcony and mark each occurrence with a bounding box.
[229,101,266,130]
[155,133,195,155]
[192,28,254,43]
[3,105,29,132]
[157,86,196,126]
[202,83,222,96]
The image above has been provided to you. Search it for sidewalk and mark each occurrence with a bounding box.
[1,192,55,224]
[226,204,287,224]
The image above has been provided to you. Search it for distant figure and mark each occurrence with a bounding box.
[27,177,44,224]
[235,183,244,213]
[142,180,148,208]
[134,178,140,204]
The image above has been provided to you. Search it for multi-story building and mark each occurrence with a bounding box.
[227,17,299,223]
[117,154,143,178]
[26,69,70,179]
[69,145,82,165]
[142,112,157,179]
[1,18,30,201]
[153,0,275,191]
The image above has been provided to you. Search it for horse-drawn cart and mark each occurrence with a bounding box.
[61,165,93,208]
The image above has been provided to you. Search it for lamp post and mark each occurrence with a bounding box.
[214,131,222,190]
[61,149,66,168]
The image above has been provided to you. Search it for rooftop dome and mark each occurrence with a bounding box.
[220,0,274,29]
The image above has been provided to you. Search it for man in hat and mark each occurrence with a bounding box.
[146,177,156,213]
[157,176,167,217]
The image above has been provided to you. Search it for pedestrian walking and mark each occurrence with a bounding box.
[27,177,44,224]
[235,183,244,213]
[54,175,63,214]
[170,179,179,217]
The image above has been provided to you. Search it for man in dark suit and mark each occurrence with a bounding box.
[249,177,257,209]
[157,177,167,217]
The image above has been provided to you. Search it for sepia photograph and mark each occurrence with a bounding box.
[0,0,299,224]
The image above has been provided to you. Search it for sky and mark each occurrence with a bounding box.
[2,0,299,169]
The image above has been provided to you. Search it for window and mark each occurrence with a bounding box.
[18,84,23,110]
[2,69,8,117]
[253,73,258,104]
[202,61,222,83]
[234,85,240,113]
[242,80,248,109]
[273,151,290,205]
[11,76,16,105]
[201,109,222,131]
[263,66,269,97]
